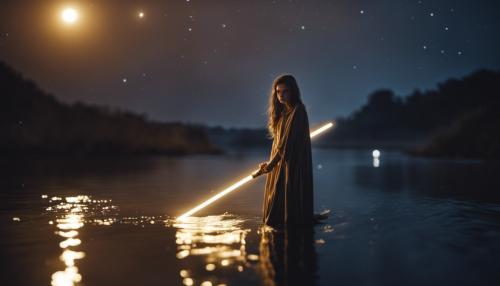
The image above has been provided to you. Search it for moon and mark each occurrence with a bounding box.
[61,8,78,24]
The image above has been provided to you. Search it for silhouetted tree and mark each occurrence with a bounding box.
[318,68,500,156]
[0,61,219,157]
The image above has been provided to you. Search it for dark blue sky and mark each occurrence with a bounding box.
[1,0,499,127]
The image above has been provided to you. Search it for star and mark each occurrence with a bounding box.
[360,10,364,14]
[429,12,434,17]
[300,25,305,30]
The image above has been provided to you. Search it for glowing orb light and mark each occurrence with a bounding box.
[61,8,78,24]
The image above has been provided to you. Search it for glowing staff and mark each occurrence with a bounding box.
[177,121,334,220]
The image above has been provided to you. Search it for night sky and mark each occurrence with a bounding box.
[1,0,499,128]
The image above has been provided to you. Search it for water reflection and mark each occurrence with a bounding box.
[3,150,500,286]
[170,214,319,286]
[44,195,118,286]
[258,226,317,286]
[170,214,257,286]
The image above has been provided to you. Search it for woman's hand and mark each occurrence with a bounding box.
[252,162,270,178]
[259,162,269,173]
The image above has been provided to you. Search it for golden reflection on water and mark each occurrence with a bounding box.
[170,214,258,286]
[40,194,320,285]
[44,195,118,286]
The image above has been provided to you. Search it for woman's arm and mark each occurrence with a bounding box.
[260,104,308,174]
[264,150,281,172]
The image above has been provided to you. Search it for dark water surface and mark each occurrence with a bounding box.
[2,148,500,286]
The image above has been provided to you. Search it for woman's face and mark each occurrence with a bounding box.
[276,83,290,105]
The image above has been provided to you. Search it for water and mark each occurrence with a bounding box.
[2,148,500,286]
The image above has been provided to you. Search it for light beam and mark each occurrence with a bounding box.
[177,121,334,220]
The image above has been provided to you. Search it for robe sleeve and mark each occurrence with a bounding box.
[266,146,281,171]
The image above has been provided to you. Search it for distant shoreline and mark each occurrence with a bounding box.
[1,61,221,157]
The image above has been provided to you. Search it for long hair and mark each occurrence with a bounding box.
[267,74,303,139]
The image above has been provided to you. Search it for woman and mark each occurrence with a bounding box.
[258,74,314,229]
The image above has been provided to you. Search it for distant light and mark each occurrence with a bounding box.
[122,78,127,83]
[61,8,78,24]
[360,10,364,14]
[372,149,381,158]
[138,11,144,18]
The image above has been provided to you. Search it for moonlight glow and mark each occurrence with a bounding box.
[61,8,78,24]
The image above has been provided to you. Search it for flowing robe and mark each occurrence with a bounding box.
[262,103,314,228]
